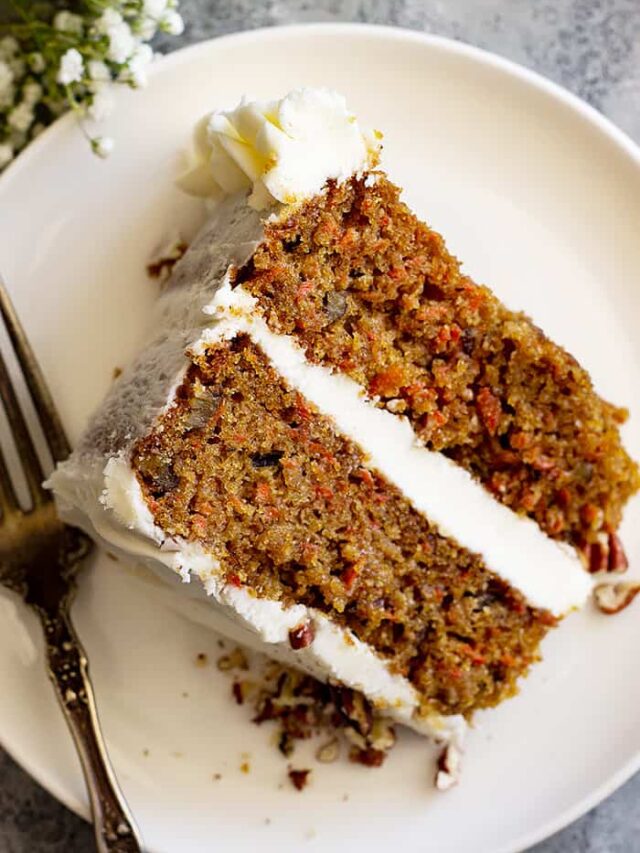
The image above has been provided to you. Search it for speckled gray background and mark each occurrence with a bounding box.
[2,1,640,851]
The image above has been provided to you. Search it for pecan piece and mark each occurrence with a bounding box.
[594,582,640,615]
[583,537,609,573]
[582,532,628,574]
[435,743,462,792]
[185,392,221,430]
[288,768,311,791]
[349,746,386,767]
[288,621,315,650]
[323,291,348,323]
[316,737,340,764]
[331,686,373,738]
[607,532,629,573]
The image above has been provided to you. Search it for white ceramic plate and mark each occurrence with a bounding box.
[1,24,640,853]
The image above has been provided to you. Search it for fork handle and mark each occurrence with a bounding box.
[39,607,142,852]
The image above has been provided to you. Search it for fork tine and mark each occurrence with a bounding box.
[0,277,70,463]
[0,442,18,514]
[0,342,46,505]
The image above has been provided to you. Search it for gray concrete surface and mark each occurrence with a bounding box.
[2,0,640,850]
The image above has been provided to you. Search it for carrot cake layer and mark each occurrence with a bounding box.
[235,174,640,564]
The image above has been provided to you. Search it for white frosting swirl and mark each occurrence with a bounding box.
[178,88,382,209]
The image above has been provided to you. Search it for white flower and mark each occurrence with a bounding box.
[28,53,46,74]
[91,136,114,158]
[0,83,15,111]
[88,88,115,122]
[137,17,158,40]
[8,129,26,150]
[160,10,184,35]
[0,60,13,95]
[108,22,137,64]
[9,57,26,82]
[95,8,124,33]
[0,143,13,170]
[143,0,168,16]
[0,36,19,61]
[22,80,43,106]
[95,8,136,63]
[53,11,84,35]
[57,48,84,85]
[8,102,34,133]
[88,60,111,83]
[126,43,154,87]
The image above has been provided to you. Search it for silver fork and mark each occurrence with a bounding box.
[0,277,142,853]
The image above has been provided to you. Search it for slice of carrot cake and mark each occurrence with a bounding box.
[48,88,639,757]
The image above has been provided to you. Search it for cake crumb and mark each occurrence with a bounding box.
[112,366,122,380]
[212,773,222,781]
[217,647,248,672]
[142,748,149,757]
[105,552,118,562]
[181,691,189,698]
[239,751,251,774]
[195,653,208,667]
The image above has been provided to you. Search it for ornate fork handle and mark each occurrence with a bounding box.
[40,605,142,853]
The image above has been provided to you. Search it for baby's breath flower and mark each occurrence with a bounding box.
[95,8,123,32]
[136,17,158,41]
[8,101,34,133]
[126,43,154,87]
[160,10,184,35]
[88,60,112,83]
[88,88,115,121]
[0,60,13,95]
[0,143,13,170]
[0,85,15,111]
[53,11,84,35]
[91,136,114,158]
[22,80,43,106]
[28,53,46,74]
[0,0,184,169]
[57,48,84,85]
[8,57,26,82]
[108,23,136,64]
[143,0,169,16]
[0,37,19,61]
[8,128,27,151]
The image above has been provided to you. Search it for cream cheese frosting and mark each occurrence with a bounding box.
[178,88,382,209]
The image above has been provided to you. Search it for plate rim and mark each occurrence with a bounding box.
[1,21,640,853]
